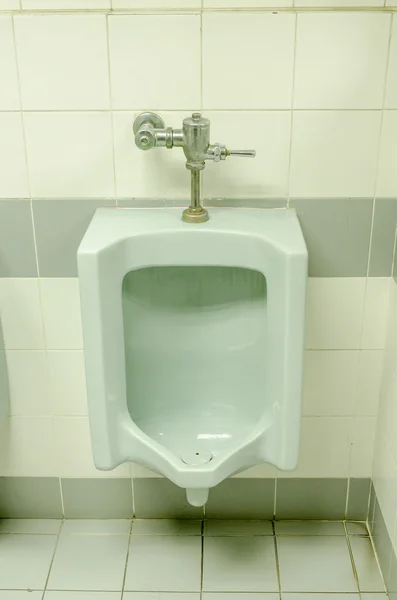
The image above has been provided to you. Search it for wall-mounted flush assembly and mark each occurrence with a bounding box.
[133,112,256,223]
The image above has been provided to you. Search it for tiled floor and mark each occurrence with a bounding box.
[0,518,388,599]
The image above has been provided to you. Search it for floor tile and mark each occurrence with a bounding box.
[204,520,273,536]
[347,521,369,535]
[44,594,122,599]
[124,595,199,600]
[47,534,129,591]
[275,521,345,535]
[125,535,201,591]
[360,596,389,599]
[0,518,61,534]
[0,593,43,599]
[203,536,278,592]
[62,519,131,535]
[349,536,385,591]
[131,519,201,535]
[0,533,57,589]
[277,536,358,592]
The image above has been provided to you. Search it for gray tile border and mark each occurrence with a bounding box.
[0,200,37,277]
[32,200,115,277]
[202,198,287,209]
[0,477,63,518]
[133,478,203,519]
[118,199,166,208]
[23,197,397,278]
[369,198,397,276]
[369,481,376,532]
[0,476,386,528]
[61,478,133,519]
[205,479,275,520]
[120,198,287,209]
[389,548,397,600]
[372,497,393,585]
[369,488,397,598]
[289,198,373,277]
[393,224,397,284]
[275,478,348,520]
[346,478,371,520]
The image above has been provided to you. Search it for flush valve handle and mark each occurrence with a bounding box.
[207,143,256,162]
[227,149,256,158]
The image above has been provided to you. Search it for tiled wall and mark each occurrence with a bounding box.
[0,274,390,481]
[0,0,397,505]
[370,266,397,593]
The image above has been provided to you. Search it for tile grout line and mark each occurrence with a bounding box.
[41,518,65,599]
[344,477,351,519]
[366,12,395,279]
[391,223,397,279]
[200,8,203,112]
[131,474,136,517]
[11,12,48,367]
[286,11,298,207]
[200,518,204,600]
[105,13,118,204]
[59,478,66,518]
[120,517,134,599]
[272,520,282,599]
[365,480,373,527]
[2,6,397,13]
[3,108,393,114]
[343,520,362,598]
[10,14,40,279]
[366,504,391,592]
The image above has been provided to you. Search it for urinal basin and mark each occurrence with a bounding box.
[78,206,307,503]
[122,265,268,463]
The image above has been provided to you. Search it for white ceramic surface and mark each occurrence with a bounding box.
[78,208,307,503]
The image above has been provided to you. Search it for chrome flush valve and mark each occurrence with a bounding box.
[133,112,256,223]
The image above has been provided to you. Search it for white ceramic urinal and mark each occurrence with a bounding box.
[78,207,307,506]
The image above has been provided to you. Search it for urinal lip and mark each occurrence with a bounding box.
[119,410,272,475]
[77,206,308,262]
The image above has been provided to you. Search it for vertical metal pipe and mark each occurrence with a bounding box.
[182,168,208,223]
[190,170,201,209]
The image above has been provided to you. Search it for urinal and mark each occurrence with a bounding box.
[78,206,308,506]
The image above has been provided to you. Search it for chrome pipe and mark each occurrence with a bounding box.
[190,170,201,210]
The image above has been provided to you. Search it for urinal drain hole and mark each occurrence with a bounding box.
[181,451,213,466]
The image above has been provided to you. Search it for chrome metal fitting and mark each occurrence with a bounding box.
[133,112,256,223]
